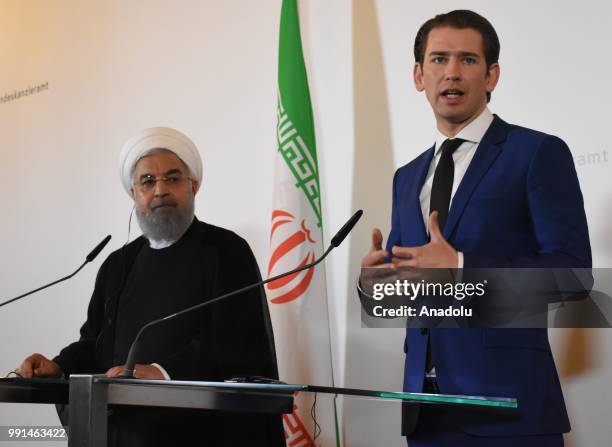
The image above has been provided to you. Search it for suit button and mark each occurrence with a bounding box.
[107,318,112,326]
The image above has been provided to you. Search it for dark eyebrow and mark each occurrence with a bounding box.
[163,168,184,177]
[428,51,481,58]
[139,173,155,181]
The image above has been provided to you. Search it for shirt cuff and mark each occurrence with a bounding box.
[453,252,465,283]
[151,363,171,380]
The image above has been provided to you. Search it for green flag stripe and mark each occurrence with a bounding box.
[277,0,322,228]
[277,94,322,227]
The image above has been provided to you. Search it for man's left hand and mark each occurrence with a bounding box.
[391,211,458,268]
[105,364,165,380]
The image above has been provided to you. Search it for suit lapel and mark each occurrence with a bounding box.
[404,146,434,244]
[444,115,509,239]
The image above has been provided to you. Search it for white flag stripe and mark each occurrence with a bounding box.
[268,93,337,445]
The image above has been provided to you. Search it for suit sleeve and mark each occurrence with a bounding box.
[157,235,278,381]
[385,169,403,256]
[463,135,592,269]
[53,262,108,376]
[214,236,278,379]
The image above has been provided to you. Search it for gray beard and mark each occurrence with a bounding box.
[135,200,194,247]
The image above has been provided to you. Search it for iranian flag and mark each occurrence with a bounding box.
[267,1,338,446]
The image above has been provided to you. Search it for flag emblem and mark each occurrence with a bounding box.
[268,210,316,304]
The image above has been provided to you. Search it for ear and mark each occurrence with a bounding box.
[191,180,199,195]
[413,63,425,92]
[485,63,500,95]
[130,187,135,198]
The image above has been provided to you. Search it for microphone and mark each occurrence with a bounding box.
[0,235,112,308]
[122,210,363,377]
[86,235,112,262]
[331,209,363,247]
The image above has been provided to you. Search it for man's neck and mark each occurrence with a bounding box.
[436,103,488,138]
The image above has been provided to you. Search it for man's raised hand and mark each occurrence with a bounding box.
[361,228,393,268]
[391,211,458,268]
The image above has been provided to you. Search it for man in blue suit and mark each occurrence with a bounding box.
[361,10,591,446]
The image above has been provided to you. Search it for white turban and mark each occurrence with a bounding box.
[118,127,203,196]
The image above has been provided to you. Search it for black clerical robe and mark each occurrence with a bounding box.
[54,218,284,446]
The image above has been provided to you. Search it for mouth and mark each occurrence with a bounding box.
[440,88,465,99]
[151,202,177,211]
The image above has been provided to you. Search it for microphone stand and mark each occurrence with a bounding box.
[122,210,363,377]
[0,235,112,308]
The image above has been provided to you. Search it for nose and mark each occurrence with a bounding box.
[444,57,461,81]
[153,179,170,197]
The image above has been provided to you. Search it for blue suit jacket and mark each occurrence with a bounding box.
[390,115,591,436]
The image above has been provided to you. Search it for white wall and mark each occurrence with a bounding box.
[0,1,610,446]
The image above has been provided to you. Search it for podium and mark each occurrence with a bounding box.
[0,376,517,446]
[0,377,68,405]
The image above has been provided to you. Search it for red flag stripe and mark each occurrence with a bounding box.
[268,230,306,273]
[272,209,294,219]
[267,252,312,290]
[270,218,293,239]
[270,253,315,304]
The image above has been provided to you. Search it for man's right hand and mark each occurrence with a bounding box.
[361,228,392,268]
[17,353,62,378]
[359,229,396,299]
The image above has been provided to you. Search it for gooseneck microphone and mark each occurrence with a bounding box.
[331,209,363,247]
[121,210,363,377]
[0,235,112,308]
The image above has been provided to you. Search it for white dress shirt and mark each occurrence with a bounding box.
[419,108,494,268]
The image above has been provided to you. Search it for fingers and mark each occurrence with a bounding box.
[392,236,457,268]
[133,365,145,380]
[372,262,395,269]
[392,258,418,268]
[135,364,164,380]
[18,354,60,378]
[18,353,46,378]
[104,364,163,380]
[18,358,34,378]
[361,228,388,267]
[371,228,383,251]
[392,246,418,260]
[392,246,421,268]
[132,364,147,379]
[428,211,443,242]
[362,249,389,267]
[105,365,124,378]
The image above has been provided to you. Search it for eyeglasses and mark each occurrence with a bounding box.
[133,174,192,193]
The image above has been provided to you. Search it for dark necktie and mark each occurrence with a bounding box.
[429,138,465,231]
[424,138,464,376]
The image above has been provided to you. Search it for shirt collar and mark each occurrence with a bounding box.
[148,238,176,249]
[434,108,494,154]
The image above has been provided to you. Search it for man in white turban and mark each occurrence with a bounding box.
[18,127,284,446]
[119,126,204,249]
